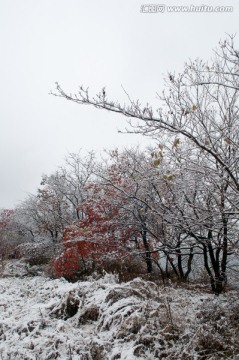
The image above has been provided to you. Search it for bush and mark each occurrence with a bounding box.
[15,242,54,265]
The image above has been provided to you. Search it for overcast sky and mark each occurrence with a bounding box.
[0,0,238,209]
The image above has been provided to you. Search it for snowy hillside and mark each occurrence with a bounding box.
[0,262,239,359]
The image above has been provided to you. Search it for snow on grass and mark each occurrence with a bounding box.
[0,265,239,359]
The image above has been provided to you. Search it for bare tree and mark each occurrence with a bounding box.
[52,35,239,193]
[51,36,239,293]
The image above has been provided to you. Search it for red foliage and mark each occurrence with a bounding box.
[0,209,14,231]
[51,189,137,279]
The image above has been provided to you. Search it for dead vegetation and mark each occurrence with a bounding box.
[1,271,239,359]
[43,277,239,358]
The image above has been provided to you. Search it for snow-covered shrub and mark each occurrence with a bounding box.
[15,241,55,265]
[191,296,239,358]
[50,289,81,320]
[1,275,239,359]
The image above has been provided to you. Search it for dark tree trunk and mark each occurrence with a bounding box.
[176,242,184,280]
[184,246,194,281]
[141,225,153,273]
[202,227,228,295]
[164,251,179,279]
[176,239,194,282]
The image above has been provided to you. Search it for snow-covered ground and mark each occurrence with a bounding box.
[0,261,239,359]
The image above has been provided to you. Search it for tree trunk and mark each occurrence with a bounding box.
[141,225,153,273]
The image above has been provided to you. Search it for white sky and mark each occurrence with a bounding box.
[0,0,238,209]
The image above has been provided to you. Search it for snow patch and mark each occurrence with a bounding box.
[0,272,238,359]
